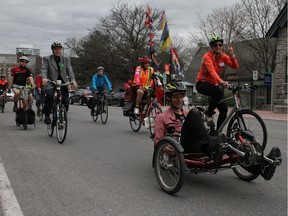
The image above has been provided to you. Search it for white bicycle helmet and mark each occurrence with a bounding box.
[19,56,29,62]
[97,66,104,71]
[51,41,63,49]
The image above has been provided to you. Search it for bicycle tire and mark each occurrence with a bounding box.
[100,100,108,124]
[226,109,267,150]
[47,107,55,137]
[154,137,185,195]
[56,105,68,144]
[148,105,162,138]
[129,114,141,132]
[1,97,5,113]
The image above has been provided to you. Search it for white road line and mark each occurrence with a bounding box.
[0,157,24,216]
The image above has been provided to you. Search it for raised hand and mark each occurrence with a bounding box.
[227,42,235,57]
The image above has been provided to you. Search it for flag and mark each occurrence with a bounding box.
[144,4,152,26]
[170,47,184,77]
[160,22,172,52]
[154,11,167,31]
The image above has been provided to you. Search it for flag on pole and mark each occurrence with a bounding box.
[154,10,167,31]
[160,22,172,52]
[144,4,152,26]
[170,47,184,77]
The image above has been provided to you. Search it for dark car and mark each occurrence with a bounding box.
[69,89,92,105]
[107,92,125,106]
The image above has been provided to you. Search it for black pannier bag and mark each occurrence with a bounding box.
[87,97,93,109]
[15,108,35,125]
[122,101,134,117]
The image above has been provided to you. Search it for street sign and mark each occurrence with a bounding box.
[264,72,272,88]
[253,71,258,81]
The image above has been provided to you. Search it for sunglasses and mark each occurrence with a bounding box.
[213,43,223,47]
[20,60,28,63]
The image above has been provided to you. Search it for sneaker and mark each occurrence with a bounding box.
[134,107,139,115]
[261,147,282,180]
[13,104,17,112]
[44,116,51,124]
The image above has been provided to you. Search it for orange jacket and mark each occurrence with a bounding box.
[197,50,239,85]
[133,66,154,87]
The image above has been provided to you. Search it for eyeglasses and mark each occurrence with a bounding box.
[213,43,223,47]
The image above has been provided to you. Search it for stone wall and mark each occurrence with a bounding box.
[273,27,287,113]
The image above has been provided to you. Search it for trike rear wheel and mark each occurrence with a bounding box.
[154,138,185,195]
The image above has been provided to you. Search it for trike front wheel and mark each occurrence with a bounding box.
[154,138,185,195]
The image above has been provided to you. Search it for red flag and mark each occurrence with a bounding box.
[144,4,152,26]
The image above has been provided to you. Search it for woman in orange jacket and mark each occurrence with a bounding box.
[196,36,239,130]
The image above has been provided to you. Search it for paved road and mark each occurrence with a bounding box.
[0,103,287,216]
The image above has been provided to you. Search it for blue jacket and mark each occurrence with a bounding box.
[91,73,112,91]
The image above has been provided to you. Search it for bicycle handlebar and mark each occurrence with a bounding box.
[227,84,256,94]
[48,80,72,87]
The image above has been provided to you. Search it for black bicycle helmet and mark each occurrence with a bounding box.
[51,41,63,49]
[209,36,224,46]
[165,82,186,95]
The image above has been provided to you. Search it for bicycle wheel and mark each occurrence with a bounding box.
[47,108,55,137]
[231,138,261,181]
[100,100,108,124]
[129,114,142,132]
[56,105,68,144]
[226,109,267,150]
[1,97,5,113]
[148,105,162,138]
[154,137,185,195]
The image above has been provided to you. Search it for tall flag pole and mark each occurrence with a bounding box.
[144,4,155,65]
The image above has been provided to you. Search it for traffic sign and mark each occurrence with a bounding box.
[264,72,272,88]
[253,71,258,81]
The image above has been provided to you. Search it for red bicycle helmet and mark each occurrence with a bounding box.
[140,56,151,63]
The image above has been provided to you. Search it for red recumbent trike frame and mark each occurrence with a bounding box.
[152,129,281,195]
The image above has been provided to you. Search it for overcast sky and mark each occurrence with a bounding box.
[0,0,239,56]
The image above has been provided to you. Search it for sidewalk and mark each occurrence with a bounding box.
[253,110,287,121]
[161,106,287,122]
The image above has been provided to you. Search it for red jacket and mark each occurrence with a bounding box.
[197,50,239,85]
[36,74,42,90]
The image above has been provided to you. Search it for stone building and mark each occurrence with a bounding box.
[266,3,287,113]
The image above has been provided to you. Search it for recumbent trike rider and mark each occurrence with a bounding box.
[152,81,282,195]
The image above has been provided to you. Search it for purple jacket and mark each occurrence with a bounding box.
[154,107,188,145]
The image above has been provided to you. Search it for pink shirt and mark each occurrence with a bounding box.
[154,107,188,145]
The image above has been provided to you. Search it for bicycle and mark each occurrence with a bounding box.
[196,84,268,180]
[14,86,35,130]
[90,91,109,124]
[46,80,71,144]
[128,88,162,138]
[0,90,6,113]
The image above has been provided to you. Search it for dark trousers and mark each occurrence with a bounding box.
[35,90,45,108]
[196,81,228,130]
[44,87,69,116]
[180,108,211,153]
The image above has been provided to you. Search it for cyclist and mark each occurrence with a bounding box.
[90,66,112,114]
[196,36,239,130]
[35,73,45,116]
[8,56,34,112]
[42,41,78,124]
[154,81,281,180]
[0,74,8,102]
[133,56,154,114]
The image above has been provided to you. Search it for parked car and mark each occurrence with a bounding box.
[69,89,92,105]
[107,92,125,107]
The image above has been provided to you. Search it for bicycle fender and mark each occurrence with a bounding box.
[160,136,184,153]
